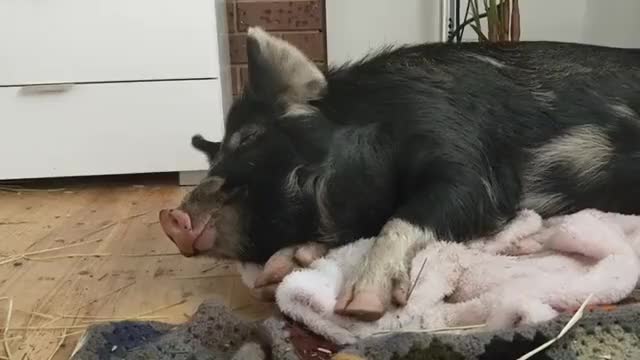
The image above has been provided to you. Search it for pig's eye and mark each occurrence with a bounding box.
[238,131,259,147]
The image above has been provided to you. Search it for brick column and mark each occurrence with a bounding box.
[226,0,327,97]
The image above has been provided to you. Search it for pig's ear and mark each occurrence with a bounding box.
[246,27,326,106]
[191,134,220,163]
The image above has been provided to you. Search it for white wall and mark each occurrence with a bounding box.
[458,0,640,47]
[326,0,640,65]
[581,0,640,48]
[325,0,443,64]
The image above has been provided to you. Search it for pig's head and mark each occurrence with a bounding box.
[160,27,333,263]
[204,26,332,185]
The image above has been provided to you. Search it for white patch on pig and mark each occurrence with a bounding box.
[468,53,506,68]
[609,102,637,119]
[532,89,556,108]
[523,124,613,191]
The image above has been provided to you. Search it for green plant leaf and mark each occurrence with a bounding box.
[470,24,489,42]
[511,0,521,41]
[488,0,500,41]
[470,0,484,41]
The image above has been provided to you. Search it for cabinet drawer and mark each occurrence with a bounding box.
[0,80,224,180]
[0,0,220,86]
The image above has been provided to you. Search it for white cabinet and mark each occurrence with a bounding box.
[0,80,224,179]
[0,0,221,85]
[0,0,232,181]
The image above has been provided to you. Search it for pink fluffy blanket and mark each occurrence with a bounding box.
[239,209,640,345]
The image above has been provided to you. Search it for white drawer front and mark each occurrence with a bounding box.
[0,0,220,86]
[0,80,224,180]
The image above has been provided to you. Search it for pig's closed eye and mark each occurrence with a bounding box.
[239,131,259,147]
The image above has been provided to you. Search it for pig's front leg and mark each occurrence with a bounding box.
[334,177,515,321]
[247,242,328,301]
[468,209,544,255]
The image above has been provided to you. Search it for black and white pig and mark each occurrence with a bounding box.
[160,27,640,321]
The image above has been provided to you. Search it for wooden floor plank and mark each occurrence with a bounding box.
[0,176,272,359]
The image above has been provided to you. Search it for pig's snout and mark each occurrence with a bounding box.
[159,209,214,257]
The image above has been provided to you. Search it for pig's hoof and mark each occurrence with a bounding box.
[254,243,326,288]
[334,263,411,321]
[254,247,298,288]
[340,291,385,321]
[294,242,328,266]
[250,284,278,303]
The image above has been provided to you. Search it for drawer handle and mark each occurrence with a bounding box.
[20,83,75,95]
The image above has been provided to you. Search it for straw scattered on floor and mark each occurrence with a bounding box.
[2,297,14,360]
[169,274,239,280]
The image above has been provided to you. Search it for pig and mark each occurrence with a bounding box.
[161,27,640,321]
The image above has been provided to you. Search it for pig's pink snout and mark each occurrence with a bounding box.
[159,209,198,256]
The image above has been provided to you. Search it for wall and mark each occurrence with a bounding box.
[458,0,640,47]
[325,0,443,64]
[581,0,640,48]
[225,0,327,97]
[224,0,640,90]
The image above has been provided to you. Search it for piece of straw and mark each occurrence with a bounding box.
[23,304,39,346]
[1,240,105,266]
[516,294,593,360]
[47,326,67,360]
[14,309,57,320]
[49,308,83,359]
[73,222,116,242]
[371,323,486,336]
[0,337,20,343]
[2,297,14,360]
[134,299,188,318]
[120,212,149,221]
[25,251,181,261]
[22,210,147,254]
[56,330,86,339]
[78,316,167,324]
[200,261,232,273]
[25,253,111,261]
[0,221,31,226]
[22,219,111,253]
[0,256,23,266]
[33,316,64,332]
[65,314,169,320]
[9,325,88,331]
[169,274,239,280]
[1,238,105,266]
[120,252,181,258]
[407,256,428,302]
[25,238,103,257]
[77,281,136,311]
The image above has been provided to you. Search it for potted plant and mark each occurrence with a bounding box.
[447,0,520,43]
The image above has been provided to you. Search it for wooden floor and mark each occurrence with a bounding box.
[0,174,273,360]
